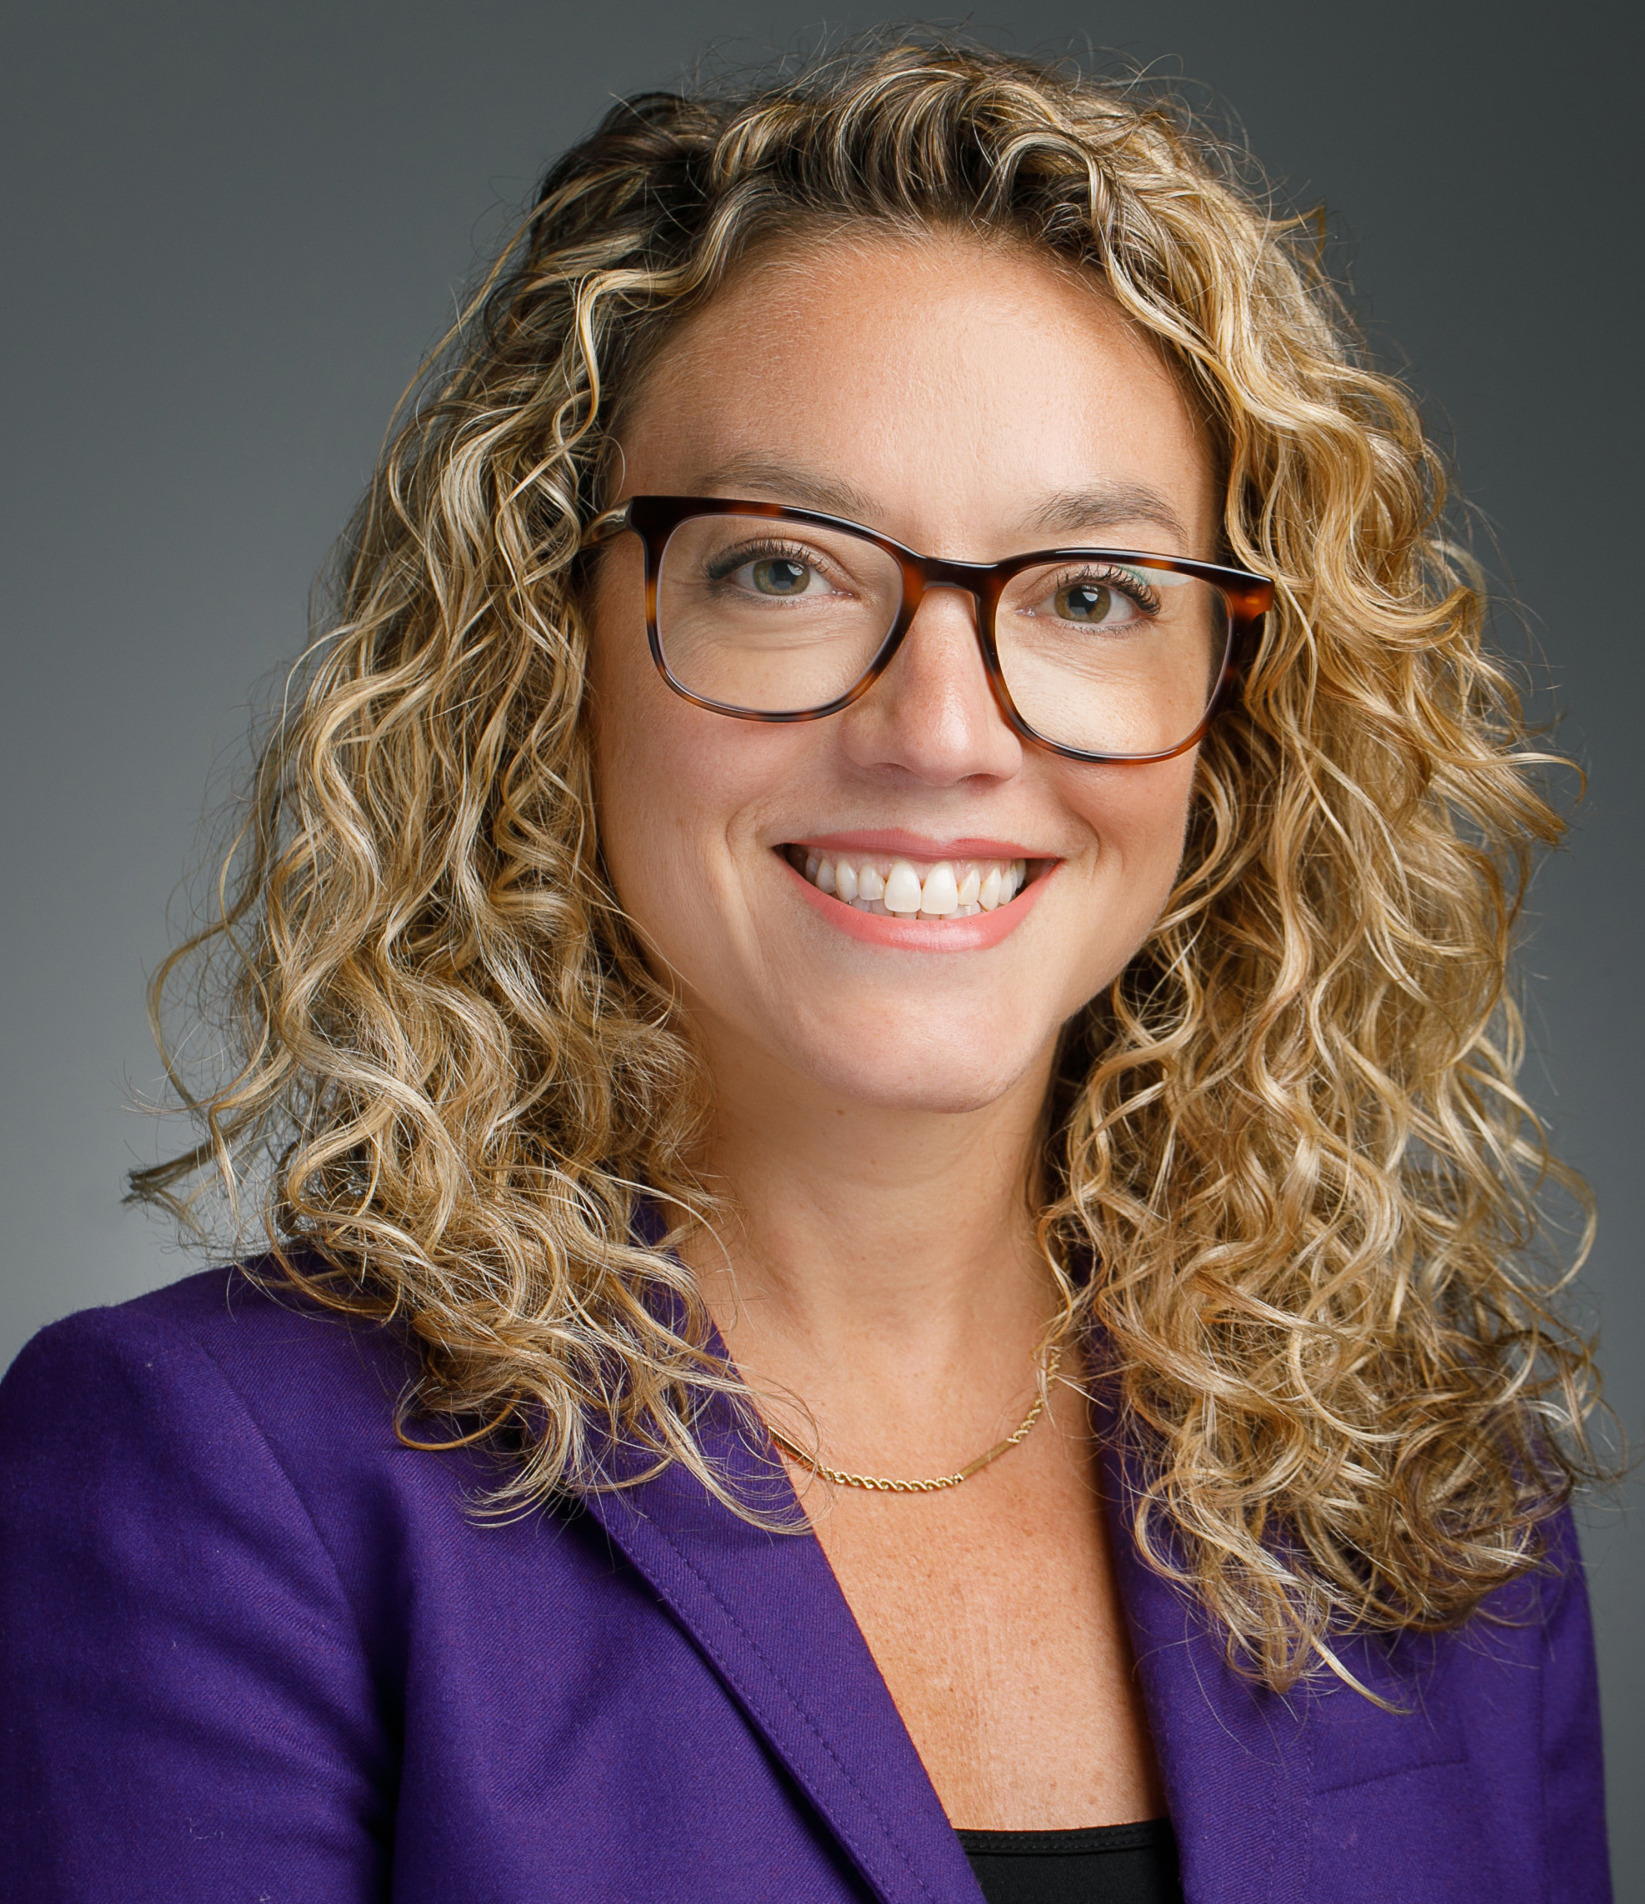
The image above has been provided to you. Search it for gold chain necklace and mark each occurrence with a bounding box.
[764,1343,1064,1494]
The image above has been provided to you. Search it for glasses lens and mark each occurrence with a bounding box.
[994,557,1230,757]
[656,515,901,714]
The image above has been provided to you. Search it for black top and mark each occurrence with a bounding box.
[955,1820,1183,1904]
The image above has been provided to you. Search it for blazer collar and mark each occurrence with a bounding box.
[582,1399,981,1904]
[583,1377,1310,1904]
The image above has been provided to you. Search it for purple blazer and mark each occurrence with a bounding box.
[0,1265,1610,1902]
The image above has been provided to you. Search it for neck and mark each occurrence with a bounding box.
[682,1016,1061,1429]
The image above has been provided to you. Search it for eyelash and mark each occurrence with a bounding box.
[703,538,838,585]
[702,541,1165,615]
[1040,563,1162,615]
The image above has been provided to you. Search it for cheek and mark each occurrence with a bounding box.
[590,670,715,922]
[586,573,683,920]
[1125,758,1199,877]
[586,594,787,963]
[1063,756,1199,959]
[586,554,711,903]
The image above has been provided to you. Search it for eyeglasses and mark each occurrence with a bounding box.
[588,496,1273,763]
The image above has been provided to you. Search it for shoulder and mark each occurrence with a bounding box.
[0,1259,641,1623]
[2,1258,411,1439]
[0,1261,483,1633]
[0,1267,424,1891]
[0,1261,653,1764]
[1292,1513,1610,1900]
[1,1262,425,1522]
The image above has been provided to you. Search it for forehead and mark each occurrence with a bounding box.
[616,228,1216,557]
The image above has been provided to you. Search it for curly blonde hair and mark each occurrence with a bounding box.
[135,36,1601,1691]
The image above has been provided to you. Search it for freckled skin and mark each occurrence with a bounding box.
[586,232,1217,1830]
[590,238,1210,1117]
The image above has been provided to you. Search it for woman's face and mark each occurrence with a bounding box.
[587,231,1217,1116]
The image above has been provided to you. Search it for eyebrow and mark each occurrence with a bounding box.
[1025,483,1192,550]
[692,457,882,524]
[689,458,1194,553]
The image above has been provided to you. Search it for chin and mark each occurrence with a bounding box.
[780,1019,1052,1117]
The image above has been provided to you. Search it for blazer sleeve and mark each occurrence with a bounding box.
[0,1303,394,1902]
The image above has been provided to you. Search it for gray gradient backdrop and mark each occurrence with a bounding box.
[3,0,1639,1886]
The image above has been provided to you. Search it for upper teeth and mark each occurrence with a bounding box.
[793,849,1029,918]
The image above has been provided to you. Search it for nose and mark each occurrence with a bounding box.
[836,581,1024,786]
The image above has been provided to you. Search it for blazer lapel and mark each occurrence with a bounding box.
[582,1400,983,1904]
[583,1327,1312,1904]
[1099,1426,1312,1904]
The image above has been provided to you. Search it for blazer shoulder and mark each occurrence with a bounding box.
[6,1258,409,1416]
[0,1260,441,1536]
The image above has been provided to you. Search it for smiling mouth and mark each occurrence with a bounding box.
[783,845,1038,920]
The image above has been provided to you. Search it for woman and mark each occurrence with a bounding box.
[0,38,1609,1903]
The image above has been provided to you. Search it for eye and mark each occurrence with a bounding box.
[705,539,843,601]
[1025,563,1161,629]
[1055,580,1130,625]
[747,555,814,597]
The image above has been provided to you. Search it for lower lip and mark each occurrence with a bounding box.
[780,854,1056,950]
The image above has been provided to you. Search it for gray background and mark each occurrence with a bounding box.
[3,0,1638,1885]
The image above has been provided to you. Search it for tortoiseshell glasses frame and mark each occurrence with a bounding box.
[586,495,1274,764]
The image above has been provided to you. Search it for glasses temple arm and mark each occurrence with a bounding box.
[580,502,634,550]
